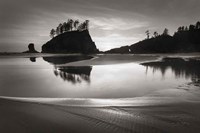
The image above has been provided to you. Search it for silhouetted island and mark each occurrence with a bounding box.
[42,19,99,54]
[106,21,200,54]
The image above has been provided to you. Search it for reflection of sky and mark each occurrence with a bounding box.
[0,57,191,98]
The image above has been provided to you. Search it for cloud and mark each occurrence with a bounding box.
[90,17,148,31]
[93,33,142,51]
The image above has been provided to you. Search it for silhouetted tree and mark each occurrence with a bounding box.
[177,26,186,32]
[50,29,56,38]
[56,26,60,35]
[58,23,63,34]
[74,20,79,30]
[185,26,188,31]
[196,21,200,29]
[85,20,89,30]
[189,25,195,31]
[49,19,90,37]
[78,23,84,31]
[77,21,88,31]
[178,27,182,32]
[62,22,68,32]
[68,19,74,31]
[145,30,150,39]
[153,31,159,38]
[163,28,169,36]
[82,22,87,30]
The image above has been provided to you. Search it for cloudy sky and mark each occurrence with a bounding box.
[0,0,200,52]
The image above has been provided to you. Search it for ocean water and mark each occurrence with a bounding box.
[0,55,199,99]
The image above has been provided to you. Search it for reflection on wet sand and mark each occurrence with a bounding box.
[54,66,92,84]
[141,57,200,86]
[29,57,36,62]
[42,56,93,84]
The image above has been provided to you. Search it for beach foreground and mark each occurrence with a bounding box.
[0,53,200,133]
[0,96,200,133]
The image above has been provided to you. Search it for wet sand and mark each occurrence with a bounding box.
[1,54,200,133]
[58,54,160,66]
[0,96,200,133]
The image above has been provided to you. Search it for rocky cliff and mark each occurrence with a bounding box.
[42,30,99,54]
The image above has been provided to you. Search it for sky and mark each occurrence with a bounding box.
[0,0,200,52]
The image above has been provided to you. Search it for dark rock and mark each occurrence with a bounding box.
[130,35,178,53]
[30,57,36,62]
[23,43,39,53]
[42,30,99,54]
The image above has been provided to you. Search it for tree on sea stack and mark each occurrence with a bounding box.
[145,30,150,39]
[68,19,74,31]
[153,31,159,38]
[195,21,200,29]
[74,20,79,30]
[49,19,90,38]
[42,19,99,54]
[85,20,89,30]
[50,29,56,38]
[163,28,169,36]
[58,23,63,34]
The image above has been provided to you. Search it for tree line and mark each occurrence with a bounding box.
[145,21,200,39]
[145,28,169,39]
[176,21,200,33]
[50,19,89,38]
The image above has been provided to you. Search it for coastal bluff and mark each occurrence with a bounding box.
[106,21,200,54]
[42,30,99,54]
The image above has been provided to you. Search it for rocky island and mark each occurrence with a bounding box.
[42,19,99,54]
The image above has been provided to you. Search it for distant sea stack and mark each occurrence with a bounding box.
[42,30,99,54]
[23,43,39,53]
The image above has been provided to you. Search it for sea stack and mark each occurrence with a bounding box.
[23,43,39,53]
[41,30,99,54]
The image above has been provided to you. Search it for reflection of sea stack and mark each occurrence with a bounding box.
[23,43,39,53]
[42,30,99,54]
[141,57,200,83]
[54,66,92,84]
[29,57,36,62]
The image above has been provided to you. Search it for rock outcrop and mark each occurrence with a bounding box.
[23,43,39,53]
[42,30,99,54]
